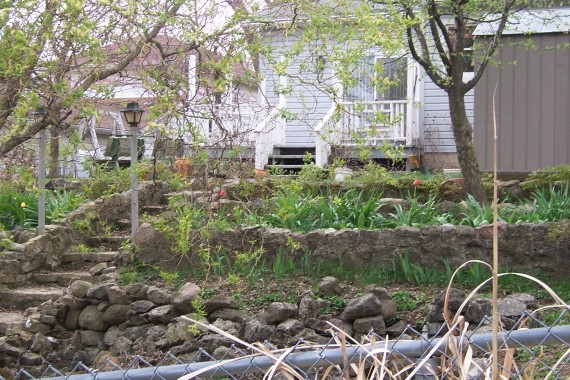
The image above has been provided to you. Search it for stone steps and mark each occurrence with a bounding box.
[141,205,168,214]
[62,251,119,265]
[85,235,129,251]
[0,287,65,310]
[27,249,123,288]
[31,271,93,287]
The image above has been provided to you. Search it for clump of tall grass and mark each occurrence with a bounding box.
[243,182,570,233]
[0,183,86,230]
[381,194,452,228]
[260,189,385,232]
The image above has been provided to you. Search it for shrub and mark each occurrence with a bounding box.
[81,161,131,199]
[522,163,570,190]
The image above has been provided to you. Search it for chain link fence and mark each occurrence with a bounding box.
[12,308,570,380]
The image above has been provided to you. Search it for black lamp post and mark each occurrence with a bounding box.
[121,102,144,240]
[32,107,47,235]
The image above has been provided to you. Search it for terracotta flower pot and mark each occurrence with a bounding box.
[254,168,267,179]
[173,158,191,176]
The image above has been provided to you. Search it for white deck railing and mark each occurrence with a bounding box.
[337,100,408,144]
[254,74,288,169]
[314,100,410,167]
[314,105,338,167]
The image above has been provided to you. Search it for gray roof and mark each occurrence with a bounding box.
[474,8,570,36]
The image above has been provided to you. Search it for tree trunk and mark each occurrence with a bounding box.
[48,127,60,179]
[448,86,487,203]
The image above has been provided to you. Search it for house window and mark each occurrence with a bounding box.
[344,56,408,102]
[376,57,408,101]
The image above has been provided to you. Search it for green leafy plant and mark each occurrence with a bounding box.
[321,295,349,314]
[261,189,385,232]
[81,162,131,199]
[349,162,399,189]
[45,190,87,223]
[71,211,97,232]
[78,244,91,254]
[391,290,427,312]
[458,194,498,227]
[529,184,570,222]
[199,288,218,299]
[188,299,208,336]
[119,270,145,284]
[273,249,287,281]
[254,293,281,307]
[0,181,86,230]
[159,270,180,285]
[234,246,265,277]
[0,190,36,229]
[522,163,570,190]
[0,233,13,252]
[297,153,326,184]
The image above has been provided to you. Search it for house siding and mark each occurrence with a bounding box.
[474,33,570,172]
[261,33,335,145]
[261,30,479,153]
[422,76,474,153]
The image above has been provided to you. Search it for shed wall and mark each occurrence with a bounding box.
[474,33,570,172]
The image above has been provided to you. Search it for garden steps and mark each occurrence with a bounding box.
[61,251,119,265]
[0,286,65,310]
[58,250,121,275]
[0,247,122,309]
[31,271,94,287]
[85,235,129,251]
[141,205,169,214]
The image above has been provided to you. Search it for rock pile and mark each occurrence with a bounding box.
[1,275,538,378]
[1,277,401,374]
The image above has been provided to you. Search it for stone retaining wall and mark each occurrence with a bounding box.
[136,221,570,278]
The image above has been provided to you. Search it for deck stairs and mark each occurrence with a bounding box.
[265,145,316,174]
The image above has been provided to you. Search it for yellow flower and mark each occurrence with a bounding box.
[20,202,26,208]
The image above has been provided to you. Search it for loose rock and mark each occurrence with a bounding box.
[172,283,201,314]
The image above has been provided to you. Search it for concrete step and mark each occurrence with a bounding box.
[116,219,131,230]
[62,251,119,264]
[31,271,93,287]
[274,144,316,149]
[0,287,65,310]
[86,235,128,250]
[269,154,313,159]
[141,205,168,214]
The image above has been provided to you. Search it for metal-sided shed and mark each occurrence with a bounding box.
[474,8,570,174]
